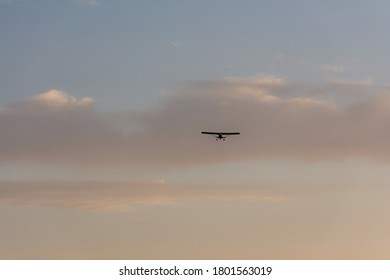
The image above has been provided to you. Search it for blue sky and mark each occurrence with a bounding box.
[2,0,390,110]
[2,0,390,259]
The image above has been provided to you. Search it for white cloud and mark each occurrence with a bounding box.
[222,74,286,101]
[32,90,94,107]
[320,64,346,73]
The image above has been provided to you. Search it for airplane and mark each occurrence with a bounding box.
[201,131,240,141]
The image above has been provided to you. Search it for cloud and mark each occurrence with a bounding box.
[31,90,94,107]
[3,78,390,169]
[320,64,346,73]
[0,0,28,3]
[74,0,97,6]
[0,181,286,211]
[1,0,97,5]
[273,54,284,60]
[169,41,182,48]
[272,53,306,64]
[328,78,374,87]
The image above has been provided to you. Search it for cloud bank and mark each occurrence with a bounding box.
[0,180,285,211]
[2,76,390,169]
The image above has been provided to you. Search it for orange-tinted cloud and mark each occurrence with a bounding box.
[0,180,286,211]
[2,78,390,169]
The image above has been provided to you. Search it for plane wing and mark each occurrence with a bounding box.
[201,132,240,135]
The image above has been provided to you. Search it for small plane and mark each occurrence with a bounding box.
[201,131,240,141]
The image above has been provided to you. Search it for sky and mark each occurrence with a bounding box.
[2,0,390,259]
